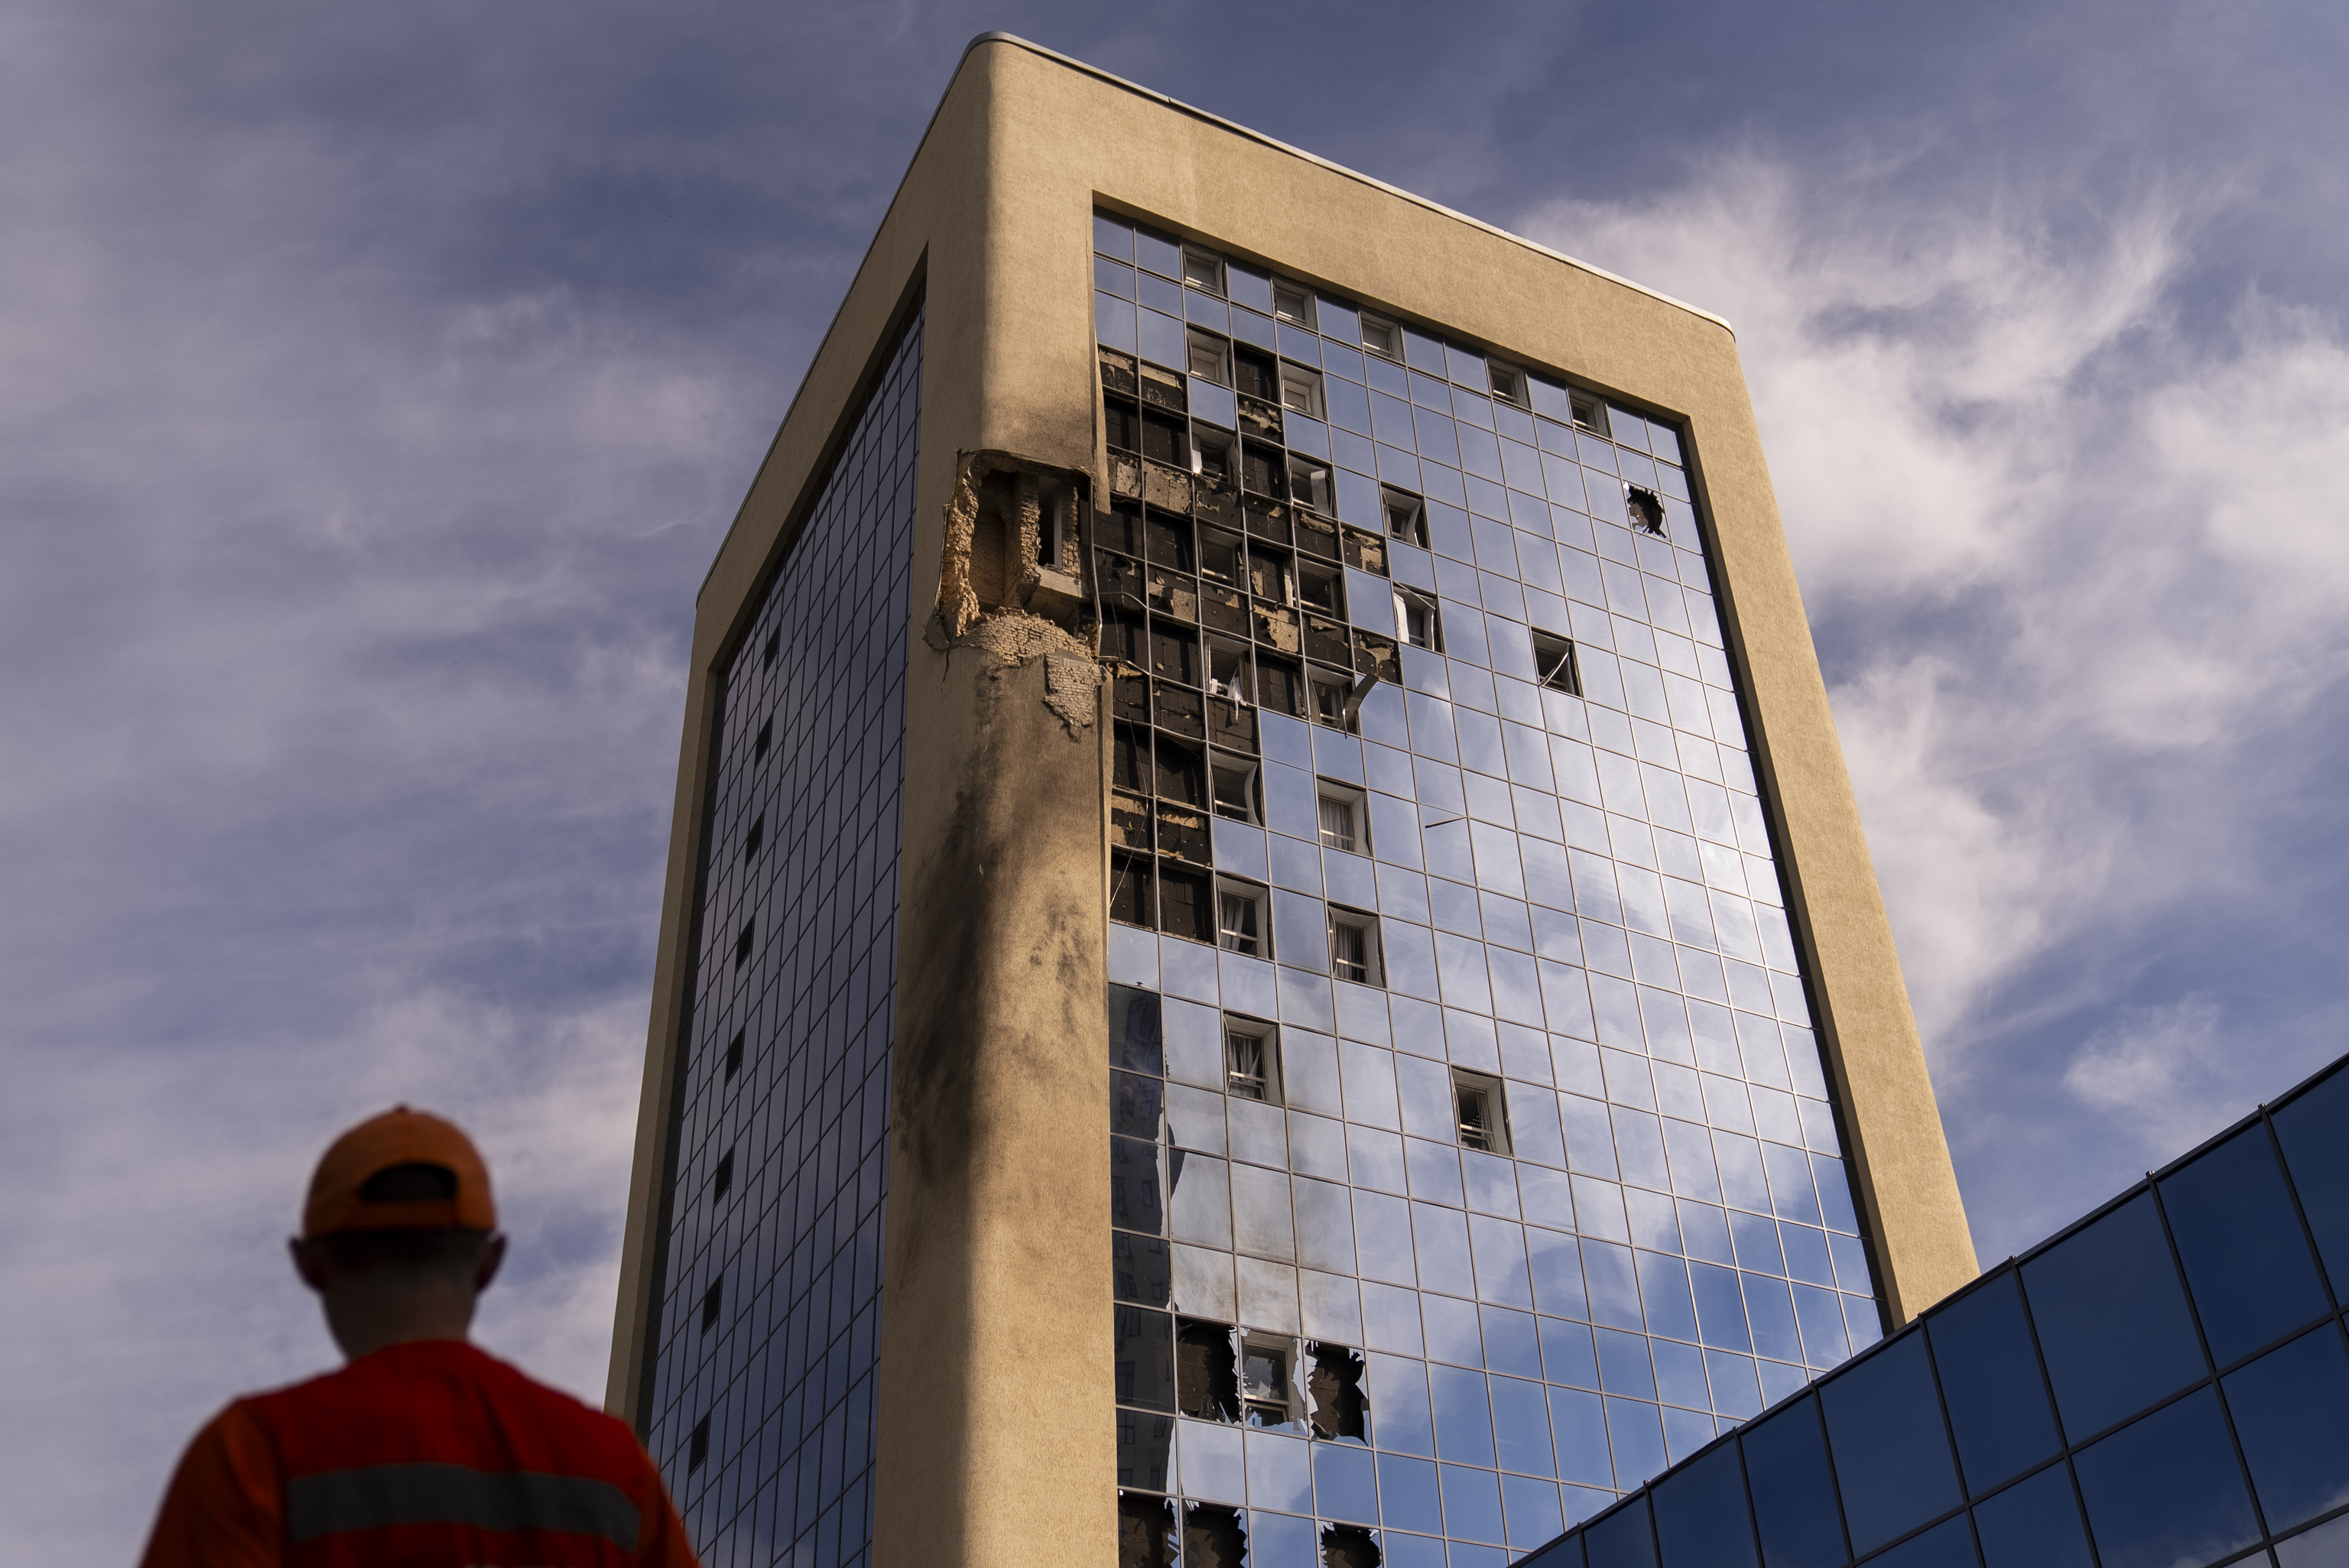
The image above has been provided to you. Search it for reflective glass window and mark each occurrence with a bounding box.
[2021,1193,2205,1439]
[2161,1125,2330,1365]
[2275,1513,2349,1568]
[1740,1396,1847,1568]
[1865,1515,1977,1568]
[2221,1323,2349,1534]
[1585,1497,1659,1568]
[1818,1330,1961,1556]
[1926,1271,2059,1495]
[1651,1443,1756,1568]
[2071,1387,2260,1568]
[2273,1068,2349,1297]
[1969,1463,2091,1568]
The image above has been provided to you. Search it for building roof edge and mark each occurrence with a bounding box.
[959,31,1736,338]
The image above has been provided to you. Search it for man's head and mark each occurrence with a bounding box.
[288,1107,507,1359]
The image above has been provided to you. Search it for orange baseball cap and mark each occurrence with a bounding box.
[302,1106,498,1238]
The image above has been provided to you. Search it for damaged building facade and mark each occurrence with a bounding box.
[607,34,1975,1568]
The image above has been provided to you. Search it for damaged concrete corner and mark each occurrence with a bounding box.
[925,450,1109,735]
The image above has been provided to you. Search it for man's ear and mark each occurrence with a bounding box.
[473,1233,508,1295]
[289,1236,333,1294]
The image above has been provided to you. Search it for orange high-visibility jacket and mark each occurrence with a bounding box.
[141,1340,700,1568]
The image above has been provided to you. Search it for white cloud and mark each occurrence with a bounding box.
[2061,994,2239,1157]
[1522,154,2349,1051]
[1521,151,2349,1247]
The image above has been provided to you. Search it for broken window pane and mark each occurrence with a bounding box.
[1308,1344,1369,1441]
[1194,430,1234,485]
[1240,441,1283,498]
[1321,1524,1383,1568]
[1295,511,1340,561]
[1142,410,1189,469]
[1101,346,1139,396]
[1310,670,1356,731]
[1256,655,1303,717]
[1234,346,1278,403]
[1140,362,1186,412]
[1160,865,1214,943]
[1177,1320,1242,1420]
[1154,737,1206,805]
[1111,852,1154,927]
[1626,485,1666,535]
[1206,640,1251,703]
[1118,1492,1177,1568]
[1113,726,1149,793]
[1150,623,1197,687]
[1157,806,1209,865]
[1297,563,1341,615]
[1186,1504,1247,1568]
[1288,456,1334,515]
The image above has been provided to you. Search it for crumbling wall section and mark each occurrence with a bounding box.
[926,449,1108,735]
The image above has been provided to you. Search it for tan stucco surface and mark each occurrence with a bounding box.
[609,34,1977,1568]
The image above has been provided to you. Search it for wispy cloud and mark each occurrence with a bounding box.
[1523,149,2349,1251]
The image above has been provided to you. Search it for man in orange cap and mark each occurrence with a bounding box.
[139,1106,700,1567]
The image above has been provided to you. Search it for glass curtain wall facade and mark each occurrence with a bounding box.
[1093,209,1883,1566]
[1523,1053,2349,1568]
[642,312,923,1568]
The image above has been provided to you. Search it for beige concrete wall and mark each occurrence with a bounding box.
[609,32,1977,1568]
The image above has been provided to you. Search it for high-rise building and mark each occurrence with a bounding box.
[1517,1052,2349,1568]
[606,34,1976,1568]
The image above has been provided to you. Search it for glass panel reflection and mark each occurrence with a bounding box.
[2022,1194,2206,1440]
[2071,1388,2259,1568]
[1928,1271,2059,1496]
[1090,207,1873,1563]
[2161,1125,2329,1366]
[1969,1463,2092,1568]
[1818,1331,1961,1556]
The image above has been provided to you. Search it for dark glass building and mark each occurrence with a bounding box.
[1517,1055,2349,1568]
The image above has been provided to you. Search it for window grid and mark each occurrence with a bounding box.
[1098,207,1873,1565]
[644,311,922,1568]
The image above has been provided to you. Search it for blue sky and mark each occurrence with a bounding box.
[6,3,2345,1557]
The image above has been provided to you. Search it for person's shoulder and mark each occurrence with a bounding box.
[449,1346,649,1449]
[236,1359,371,1421]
